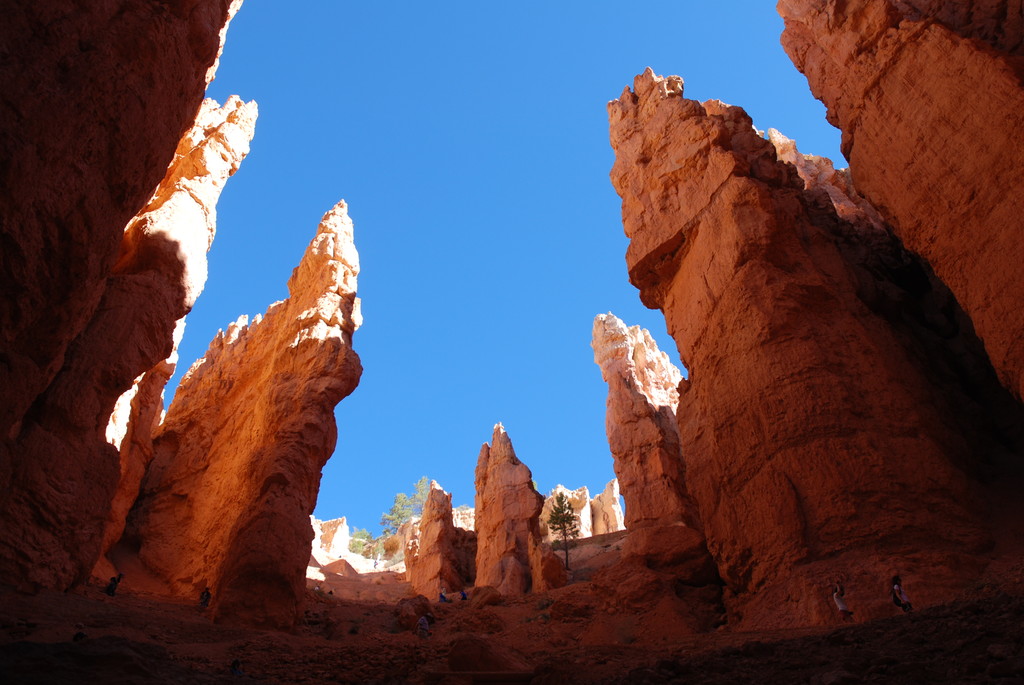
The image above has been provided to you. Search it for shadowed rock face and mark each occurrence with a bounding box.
[0,0,244,592]
[474,424,565,595]
[609,68,1021,628]
[405,481,476,598]
[779,0,1024,402]
[95,96,258,579]
[124,202,362,630]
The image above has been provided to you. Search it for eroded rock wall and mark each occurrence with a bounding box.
[609,69,1013,627]
[0,2,247,591]
[474,424,565,595]
[125,202,362,629]
[94,97,257,576]
[779,0,1024,401]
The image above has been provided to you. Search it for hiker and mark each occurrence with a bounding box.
[460,589,468,601]
[891,575,913,612]
[417,614,432,638]
[104,573,124,597]
[199,587,211,608]
[832,582,853,622]
[439,588,451,603]
[230,659,245,676]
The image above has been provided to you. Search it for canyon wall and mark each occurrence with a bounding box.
[95,96,258,576]
[124,201,362,629]
[609,68,1020,627]
[0,1,247,591]
[405,481,476,597]
[779,0,1024,401]
[474,424,565,595]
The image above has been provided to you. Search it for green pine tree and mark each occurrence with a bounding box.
[379,476,431,535]
[546,492,580,570]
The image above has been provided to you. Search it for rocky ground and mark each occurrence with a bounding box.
[2,534,1023,684]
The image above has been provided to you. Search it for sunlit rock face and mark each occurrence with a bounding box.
[590,479,625,536]
[0,1,245,592]
[779,0,1024,402]
[591,313,698,531]
[125,202,362,630]
[405,481,476,597]
[608,68,1020,628]
[539,485,592,543]
[474,424,566,595]
[95,97,258,578]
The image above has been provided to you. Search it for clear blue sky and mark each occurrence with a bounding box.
[182,1,843,536]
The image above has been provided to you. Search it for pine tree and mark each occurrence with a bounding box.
[546,492,580,570]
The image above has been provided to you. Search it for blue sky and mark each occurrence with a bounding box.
[183,1,844,535]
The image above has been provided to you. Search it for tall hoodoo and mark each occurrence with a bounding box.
[96,96,258,577]
[591,313,695,530]
[405,481,476,598]
[0,0,250,592]
[779,0,1024,402]
[124,201,362,630]
[608,68,1014,627]
[474,424,565,595]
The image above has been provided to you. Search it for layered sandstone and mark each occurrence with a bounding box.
[608,69,1016,627]
[539,485,592,542]
[124,201,362,629]
[474,424,565,595]
[95,97,258,575]
[590,479,625,536]
[405,482,476,597]
[592,313,697,530]
[0,0,250,590]
[779,0,1024,401]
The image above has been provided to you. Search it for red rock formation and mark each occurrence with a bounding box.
[474,424,566,595]
[609,69,1017,627]
[124,201,362,629]
[95,96,258,577]
[405,481,476,597]
[590,479,625,536]
[779,0,1024,401]
[0,2,246,591]
[592,313,698,530]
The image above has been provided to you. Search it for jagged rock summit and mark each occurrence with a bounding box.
[474,424,566,595]
[124,201,363,629]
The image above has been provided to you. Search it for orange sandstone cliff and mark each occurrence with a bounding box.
[96,96,258,577]
[123,201,362,630]
[779,0,1024,401]
[0,1,246,591]
[608,68,1023,628]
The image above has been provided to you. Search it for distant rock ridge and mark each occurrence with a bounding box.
[538,480,625,543]
[124,201,362,629]
[474,424,565,595]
